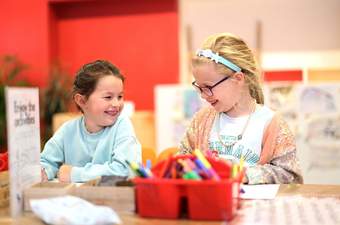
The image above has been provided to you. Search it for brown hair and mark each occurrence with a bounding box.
[192,33,264,104]
[72,60,124,111]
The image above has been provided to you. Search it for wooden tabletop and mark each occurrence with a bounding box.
[1,184,340,225]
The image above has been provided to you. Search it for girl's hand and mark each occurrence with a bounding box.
[204,150,219,158]
[58,165,73,183]
[41,168,48,182]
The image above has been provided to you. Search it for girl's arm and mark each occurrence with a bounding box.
[246,115,303,184]
[179,118,197,155]
[40,132,65,180]
[246,149,303,184]
[70,138,141,182]
[70,118,141,182]
[179,107,215,154]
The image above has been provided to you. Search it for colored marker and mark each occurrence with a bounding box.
[232,164,238,178]
[146,159,152,169]
[177,159,202,180]
[139,163,154,178]
[126,160,142,177]
[194,149,220,180]
[239,155,244,171]
[177,159,191,172]
[194,149,211,168]
[126,160,151,178]
[183,171,201,180]
[194,158,218,180]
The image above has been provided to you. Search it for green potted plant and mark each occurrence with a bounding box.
[41,62,72,143]
[0,55,28,153]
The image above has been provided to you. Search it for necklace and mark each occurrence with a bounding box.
[217,102,256,148]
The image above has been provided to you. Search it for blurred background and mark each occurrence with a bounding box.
[1,0,340,184]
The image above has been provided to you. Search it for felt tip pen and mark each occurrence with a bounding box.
[126,160,150,178]
[126,160,142,177]
[193,158,211,179]
[193,151,220,180]
[146,159,152,169]
[194,158,220,180]
[232,164,238,178]
[183,171,201,180]
[139,163,154,178]
[138,165,152,178]
[239,155,245,171]
[194,149,213,169]
[178,159,191,173]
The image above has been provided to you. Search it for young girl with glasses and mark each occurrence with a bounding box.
[41,60,141,182]
[180,33,303,184]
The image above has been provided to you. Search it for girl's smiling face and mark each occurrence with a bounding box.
[192,62,242,113]
[79,75,124,133]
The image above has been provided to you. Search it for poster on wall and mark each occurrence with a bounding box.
[5,87,41,217]
[264,83,340,184]
[155,85,203,153]
[295,84,340,184]
[263,82,299,134]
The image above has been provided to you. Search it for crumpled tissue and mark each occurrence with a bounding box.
[30,195,121,225]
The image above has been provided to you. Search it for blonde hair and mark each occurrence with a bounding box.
[192,33,264,104]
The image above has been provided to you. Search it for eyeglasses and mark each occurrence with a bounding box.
[192,76,230,97]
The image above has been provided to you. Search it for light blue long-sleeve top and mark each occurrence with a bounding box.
[41,113,141,182]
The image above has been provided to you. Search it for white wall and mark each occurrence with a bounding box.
[262,50,340,70]
[179,0,340,80]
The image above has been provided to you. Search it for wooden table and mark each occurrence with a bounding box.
[1,184,340,225]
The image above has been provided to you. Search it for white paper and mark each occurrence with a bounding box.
[6,87,41,217]
[238,196,340,225]
[240,184,280,199]
[30,195,121,225]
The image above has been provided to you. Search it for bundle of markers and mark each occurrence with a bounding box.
[127,149,234,181]
[126,160,154,178]
[158,149,221,180]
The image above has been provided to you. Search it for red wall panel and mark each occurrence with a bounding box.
[0,0,49,86]
[263,70,303,82]
[1,0,179,110]
[51,0,179,110]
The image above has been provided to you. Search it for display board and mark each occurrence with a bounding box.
[5,87,41,217]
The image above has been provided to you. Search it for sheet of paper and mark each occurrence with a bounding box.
[237,196,340,225]
[240,184,280,199]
